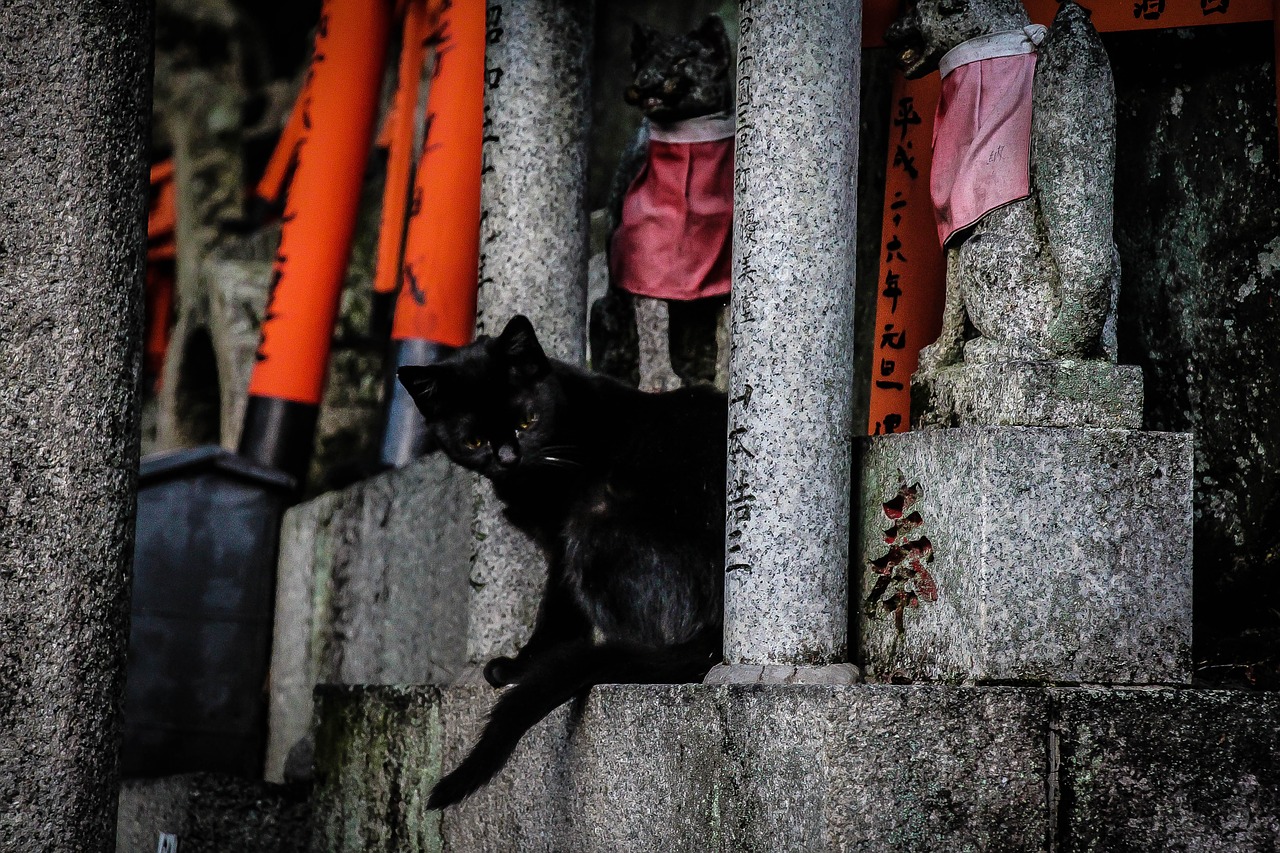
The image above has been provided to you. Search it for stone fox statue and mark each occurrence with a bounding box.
[398,316,726,808]
[594,15,735,392]
[886,0,1119,372]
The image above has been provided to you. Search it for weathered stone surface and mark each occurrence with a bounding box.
[202,226,279,450]
[467,0,593,668]
[857,427,1193,684]
[152,0,251,453]
[723,0,861,668]
[265,456,472,783]
[312,684,1049,852]
[913,359,1143,429]
[1106,24,1280,677]
[0,1,151,849]
[1055,688,1280,853]
[704,662,859,685]
[116,773,311,853]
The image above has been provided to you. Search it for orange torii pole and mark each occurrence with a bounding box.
[254,81,309,209]
[865,0,1279,435]
[379,0,485,468]
[239,0,392,482]
[372,0,433,336]
[146,160,177,389]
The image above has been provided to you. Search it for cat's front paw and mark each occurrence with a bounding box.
[483,656,522,688]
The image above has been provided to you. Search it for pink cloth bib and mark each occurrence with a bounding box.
[931,27,1045,247]
[611,114,734,301]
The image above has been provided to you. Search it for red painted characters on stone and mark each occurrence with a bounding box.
[866,482,937,632]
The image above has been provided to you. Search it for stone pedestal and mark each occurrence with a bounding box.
[913,359,1144,429]
[857,427,1193,684]
[310,683,1280,852]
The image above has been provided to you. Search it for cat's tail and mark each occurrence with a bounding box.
[427,639,718,809]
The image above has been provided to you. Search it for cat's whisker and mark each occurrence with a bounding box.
[533,456,583,468]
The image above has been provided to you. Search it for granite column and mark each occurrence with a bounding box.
[465,0,593,669]
[708,0,862,684]
[0,0,152,847]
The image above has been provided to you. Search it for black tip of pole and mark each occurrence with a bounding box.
[238,395,320,488]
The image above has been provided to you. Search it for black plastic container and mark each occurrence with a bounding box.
[121,445,294,777]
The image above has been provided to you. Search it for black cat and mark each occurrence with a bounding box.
[398,315,726,808]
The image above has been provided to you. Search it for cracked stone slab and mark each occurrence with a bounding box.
[913,359,1144,429]
[311,684,1048,852]
[857,427,1193,684]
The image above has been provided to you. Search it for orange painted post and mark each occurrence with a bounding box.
[239,0,393,481]
[867,73,946,435]
[372,0,432,336]
[146,160,177,389]
[380,0,485,468]
[253,83,308,210]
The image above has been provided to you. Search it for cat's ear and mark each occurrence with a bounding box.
[496,314,550,382]
[693,15,730,68]
[398,365,448,418]
[631,22,658,66]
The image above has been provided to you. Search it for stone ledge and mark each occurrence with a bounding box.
[310,684,1280,852]
[312,684,1050,852]
[1054,688,1280,853]
[913,360,1144,429]
[116,773,311,853]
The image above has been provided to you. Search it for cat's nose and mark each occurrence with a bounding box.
[495,443,519,467]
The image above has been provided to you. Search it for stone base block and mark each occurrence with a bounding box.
[913,359,1144,429]
[857,427,1192,684]
[312,684,1050,852]
[310,684,1280,852]
[264,457,472,783]
[1055,688,1280,853]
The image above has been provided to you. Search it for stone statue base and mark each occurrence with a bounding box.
[912,360,1144,430]
[703,663,860,685]
[856,427,1192,685]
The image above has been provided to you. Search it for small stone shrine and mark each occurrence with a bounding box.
[859,0,1192,685]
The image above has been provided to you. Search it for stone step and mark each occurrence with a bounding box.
[265,456,472,783]
[311,683,1279,852]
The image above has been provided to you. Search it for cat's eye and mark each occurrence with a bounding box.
[463,436,485,450]
[516,413,539,431]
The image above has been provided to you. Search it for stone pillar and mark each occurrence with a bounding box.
[465,0,592,669]
[0,1,152,849]
[707,0,861,684]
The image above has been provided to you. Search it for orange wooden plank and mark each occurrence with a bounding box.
[248,0,393,405]
[863,0,1272,45]
[867,73,946,436]
[1025,0,1271,29]
[391,0,485,347]
[373,0,432,296]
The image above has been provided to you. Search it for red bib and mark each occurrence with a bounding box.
[931,27,1045,247]
[610,114,734,301]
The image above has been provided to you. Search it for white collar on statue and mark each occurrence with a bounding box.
[939,25,1048,78]
[648,112,736,144]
